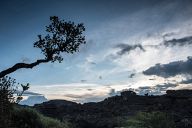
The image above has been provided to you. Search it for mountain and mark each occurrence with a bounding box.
[34,90,192,128]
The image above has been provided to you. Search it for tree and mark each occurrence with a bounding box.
[0,77,15,127]
[0,16,86,78]
[0,76,29,127]
[0,16,86,128]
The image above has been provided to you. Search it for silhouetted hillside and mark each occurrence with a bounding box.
[34,90,192,128]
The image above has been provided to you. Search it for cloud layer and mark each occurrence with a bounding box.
[143,56,192,78]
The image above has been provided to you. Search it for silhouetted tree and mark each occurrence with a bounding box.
[0,16,86,78]
[0,16,86,128]
[0,77,15,127]
[0,76,29,127]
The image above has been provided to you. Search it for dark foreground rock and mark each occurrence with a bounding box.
[34,90,192,128]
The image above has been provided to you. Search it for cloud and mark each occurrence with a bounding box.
[81,80,87,83]
[112,35,192,58]
[90,62,96,65]
[73,96,107,103]
[138,86,152,90]
[108,88,121,96]
[129,73,135,78]
[115,44,145,56]
[144,35,192,49]
[180,79,192,84]
[23,91,42,96]
[20,95,48,106]
[137,83,178,95]
[87,88,93,91]
[64,93,108,103]
[113,34,192,57]
[14,90,42,96]
[154,83,178,91]
[21,57,30,63]
[163,36,192,47]
[143,56,192,78]
[162,32,176,39]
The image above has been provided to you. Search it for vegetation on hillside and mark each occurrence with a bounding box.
[11,106,72,128]
[0,76,29,128]
[122,111,176,128]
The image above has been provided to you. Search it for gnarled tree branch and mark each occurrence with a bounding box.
[0,16,86,78]
[0,58,50,78]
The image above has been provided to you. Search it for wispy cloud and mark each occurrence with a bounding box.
[115,44,145,56]
[162,36,192,47]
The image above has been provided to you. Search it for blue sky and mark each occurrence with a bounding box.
[1,0,192,103]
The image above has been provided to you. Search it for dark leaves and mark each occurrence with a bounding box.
[34,16,86,63]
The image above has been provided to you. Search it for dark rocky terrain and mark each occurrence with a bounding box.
[34,90,192,128]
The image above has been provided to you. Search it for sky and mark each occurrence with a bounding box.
[0,0,192,104]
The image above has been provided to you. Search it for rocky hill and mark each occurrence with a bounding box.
[34,90,192,128]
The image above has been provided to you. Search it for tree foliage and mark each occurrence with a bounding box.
[0,76,29,127]
[0,16,86,78]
